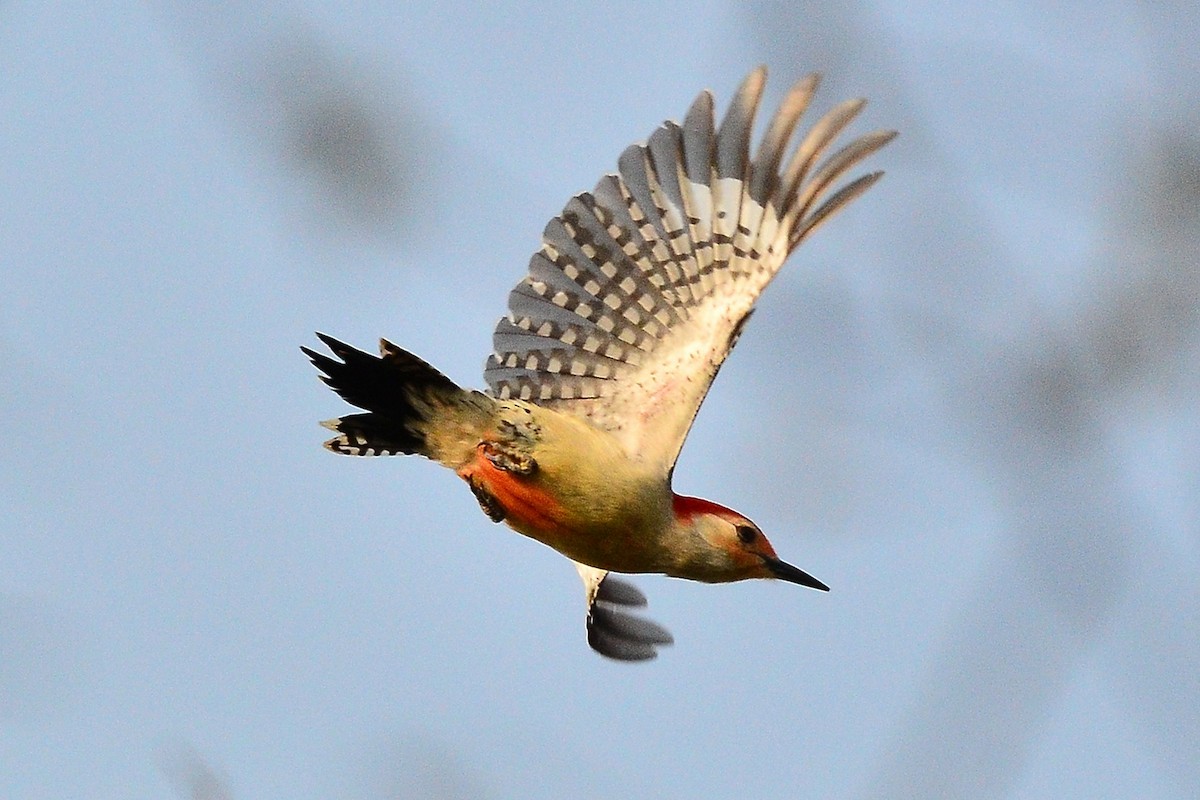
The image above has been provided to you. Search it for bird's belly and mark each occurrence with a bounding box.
[456,444,664,573]
[458,450,568,535]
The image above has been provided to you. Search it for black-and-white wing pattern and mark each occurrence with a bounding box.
[484,67,894,473]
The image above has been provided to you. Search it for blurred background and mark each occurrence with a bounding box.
[2,1,1197,798]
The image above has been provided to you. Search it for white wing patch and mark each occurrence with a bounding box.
[485,67,895,473]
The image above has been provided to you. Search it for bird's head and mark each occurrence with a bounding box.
[669,495,830,590]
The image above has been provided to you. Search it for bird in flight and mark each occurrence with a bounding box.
[303,67,894,661]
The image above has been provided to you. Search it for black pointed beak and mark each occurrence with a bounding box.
[766,558,830,591]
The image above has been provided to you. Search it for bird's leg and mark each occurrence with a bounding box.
[482,426,538,476]
[483,444,537,475]
[467,474,507,523]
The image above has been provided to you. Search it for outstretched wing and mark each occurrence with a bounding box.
[574,562,673,662]
[484,67,894,474]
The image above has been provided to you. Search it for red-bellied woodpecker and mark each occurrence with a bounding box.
[303,67,894,661]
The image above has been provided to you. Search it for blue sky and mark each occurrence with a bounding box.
[2,2,1197,798]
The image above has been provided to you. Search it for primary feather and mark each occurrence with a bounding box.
[484,66,894,474]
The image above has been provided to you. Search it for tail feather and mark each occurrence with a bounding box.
[302,333,487,461]
[317,414,417,457]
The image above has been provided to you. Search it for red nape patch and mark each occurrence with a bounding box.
[457,446,567,536]
[672,494,741,522]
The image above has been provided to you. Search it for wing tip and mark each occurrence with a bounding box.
[584,575,674,663]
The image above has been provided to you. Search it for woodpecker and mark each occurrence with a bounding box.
[303,67,894,661]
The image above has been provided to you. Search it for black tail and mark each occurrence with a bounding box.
[302,333,464,457]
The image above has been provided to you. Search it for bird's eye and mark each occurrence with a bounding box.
[736,525,758,544]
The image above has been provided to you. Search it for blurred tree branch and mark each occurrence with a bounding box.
[746,1,1199,797]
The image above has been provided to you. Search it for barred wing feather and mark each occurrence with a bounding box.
[485,67,894,474]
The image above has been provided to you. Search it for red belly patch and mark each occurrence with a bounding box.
[457,445,566,536]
